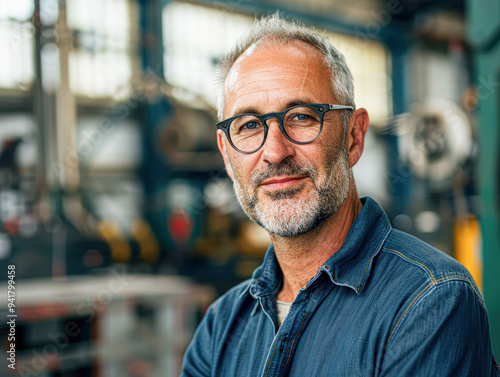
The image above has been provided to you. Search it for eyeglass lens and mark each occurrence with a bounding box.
[229,106,322,152]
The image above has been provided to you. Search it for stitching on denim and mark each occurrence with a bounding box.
[435,275,466,282]
[213,302,217,314]
[434,275,472,288]
[344,244,380,292]
[344,280,360,288]
[321,264,359,289]
[324,263,364,291]
[283,282,326,373]
[383,247,436,284]
[322,264,335,281]
[264,335,279,377]
[385,282,434,349]
[356,256,373,291]
[434,275,488,313]
[385,278,489,353]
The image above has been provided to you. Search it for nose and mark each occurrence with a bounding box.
[260,118,296,165]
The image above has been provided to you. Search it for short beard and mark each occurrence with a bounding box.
[231,142,350,238]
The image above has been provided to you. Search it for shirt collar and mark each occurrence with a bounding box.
[246,196,392,299]
[319,196,392,294]
[246,244,282,299]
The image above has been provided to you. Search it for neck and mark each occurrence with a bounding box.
[272,180,363,302]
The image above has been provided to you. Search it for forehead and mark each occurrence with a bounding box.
[223,40,335,117]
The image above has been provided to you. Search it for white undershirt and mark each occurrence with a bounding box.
[276,300,293,326]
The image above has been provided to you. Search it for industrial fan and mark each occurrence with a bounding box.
[397,98,474,190]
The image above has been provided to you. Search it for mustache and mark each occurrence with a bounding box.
[250,160,318,187]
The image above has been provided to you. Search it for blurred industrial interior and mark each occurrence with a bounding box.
[0,0,499,375]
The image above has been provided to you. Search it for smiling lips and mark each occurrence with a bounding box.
[259,176,308,190]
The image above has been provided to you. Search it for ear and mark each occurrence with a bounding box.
[217,130,234,180]
[346,108,369,167]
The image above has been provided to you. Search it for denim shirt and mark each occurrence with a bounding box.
[181,197,499,377]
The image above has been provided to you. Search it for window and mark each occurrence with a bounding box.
[0,0,34,90]
[163,2,253,105]
[67,0,137,99]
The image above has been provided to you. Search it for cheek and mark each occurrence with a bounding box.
[228,153,257,183]
[303,134,344,177]
[318,122,345,155]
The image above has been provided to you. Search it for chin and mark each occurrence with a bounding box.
[253,196,324,237]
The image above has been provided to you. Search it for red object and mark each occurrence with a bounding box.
[3,218,19,235]
[167,211,193,242]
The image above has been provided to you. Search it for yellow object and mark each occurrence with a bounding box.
[130,219,160,263]
[97,220,131,263]
[454,216,483,291]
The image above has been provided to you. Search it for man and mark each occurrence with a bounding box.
[181,14,499,377]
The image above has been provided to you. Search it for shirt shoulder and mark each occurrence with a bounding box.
[381,228,477,289]
[378,231,498,375]
[211,278,255,318]
[375,228,486,316]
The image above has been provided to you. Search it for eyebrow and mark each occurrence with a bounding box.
[231,98,317,117]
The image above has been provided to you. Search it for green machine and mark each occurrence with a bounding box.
[467,0,500,356]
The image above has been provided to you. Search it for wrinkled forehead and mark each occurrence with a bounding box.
[223,40,335,116]
[225,39,329,88]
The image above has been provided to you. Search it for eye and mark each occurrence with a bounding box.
[243,121,259,130]
[294,114,310,121]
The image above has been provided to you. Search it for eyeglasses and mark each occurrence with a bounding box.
[216,103,354,154]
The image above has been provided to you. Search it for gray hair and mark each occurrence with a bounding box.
[215,12,355,129]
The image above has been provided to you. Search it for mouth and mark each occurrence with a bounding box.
[259,175,308,190]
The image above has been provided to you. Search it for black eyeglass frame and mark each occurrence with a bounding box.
[216,103,354,154]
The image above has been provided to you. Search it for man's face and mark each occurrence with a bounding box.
[218,40,351,237]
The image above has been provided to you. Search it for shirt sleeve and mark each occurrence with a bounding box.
[380,279,499,377]
[180,303,216,377]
